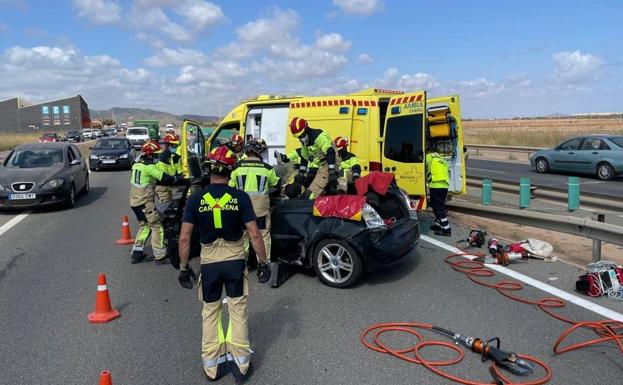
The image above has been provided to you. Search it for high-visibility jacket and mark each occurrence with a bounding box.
[157,148,182,176]
[338,150,361,178]
[299,128,336,168]
[130,162,165,188]
[426,152,450,189]
[287,148,319,169]
[229,159,280,196]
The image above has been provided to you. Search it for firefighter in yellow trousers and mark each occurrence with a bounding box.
[178,146,271,384]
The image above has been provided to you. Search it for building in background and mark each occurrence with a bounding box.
[0,95,90,132]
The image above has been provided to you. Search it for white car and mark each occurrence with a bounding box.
[126,127,150,149]
[81,128,94,140]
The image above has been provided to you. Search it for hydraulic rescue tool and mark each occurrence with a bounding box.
[483,238,527,266]
[431,326,535,376]
[458,229,487,248]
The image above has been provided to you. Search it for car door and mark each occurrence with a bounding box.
[550,137,584,172]
[68,146,86,189]
[577,137,608,173]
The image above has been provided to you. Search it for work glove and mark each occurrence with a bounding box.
[327,169,338,194]
[294,169,306,185]
[178,264,197,289]
[257,262,271,284]
[173,175,188,186]
[274,151,289,163]
[352,173,360,181]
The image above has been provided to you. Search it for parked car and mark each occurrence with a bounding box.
[529,135,623,180]
[104,128,117,137]
[92,129,103,139]
[39,132,60,142]
[163,173,420,288]
[89,137,134,171]
[126,127,150,149]
[81,128,94,140]
[66,130,82,143]
[0,142,89,209]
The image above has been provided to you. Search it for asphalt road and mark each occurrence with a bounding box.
[1,170,622,385]
[466,158,623,198]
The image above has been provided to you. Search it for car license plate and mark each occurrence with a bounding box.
[9,193,36,200]
[102,159,116,164]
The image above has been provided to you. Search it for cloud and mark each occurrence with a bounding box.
[176,0,227,31]
[143,47,208,67]
[72,0,121,24]
[315,33,352,52]
[372,68,440,91]
[358,53,373,64]
[332,0,384,16]
[449,78,502,98]
[553,50,605,84]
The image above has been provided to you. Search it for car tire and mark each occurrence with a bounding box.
[83,175,90,194]
[596,162,615,181]
[89,166,97,172]
[535,157,550,173]
[312,239,362,288]
[65,184,76,209]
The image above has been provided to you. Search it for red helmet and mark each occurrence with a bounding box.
[208,146,237,170]
[334,136,348,150]
[289,117,308,137]
[141,140,162,155]
[230,134,244,145]
[163,133,180,145]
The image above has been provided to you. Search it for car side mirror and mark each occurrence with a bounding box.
[70,159,81,166]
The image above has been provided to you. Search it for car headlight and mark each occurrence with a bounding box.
[119,153,129,159]
[90,154,99,160]
[42,178,64,190]
[362,204,385,228]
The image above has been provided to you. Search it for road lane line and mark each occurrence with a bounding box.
[421,235,623,322]
[466,167,506,174]
[0,211,31,238]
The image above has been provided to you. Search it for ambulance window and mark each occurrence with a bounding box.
[384,114,424,163]
[357,108,368,115]
[211,122,240,151]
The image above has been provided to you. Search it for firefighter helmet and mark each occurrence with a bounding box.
[230,134,244,145]
[257,138,268,152]
[207,146,237,170]
[334,136,348,150]
[289,117,309,137]
[162,133,180,145]
[141,140,162,155]
[243,138,263,155]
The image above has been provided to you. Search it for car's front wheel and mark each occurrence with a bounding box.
[312,239,362,288]
[535,157,550,173]
[83,175,90,194]
[597,162,615,181]
[65,184,76,209]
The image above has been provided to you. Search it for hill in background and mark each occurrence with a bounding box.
[90,107,220,126]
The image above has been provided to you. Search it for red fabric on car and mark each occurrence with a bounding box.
[355,172,395,196]
[312,195,366,221]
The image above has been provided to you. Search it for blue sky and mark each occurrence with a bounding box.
[0,0,621,118]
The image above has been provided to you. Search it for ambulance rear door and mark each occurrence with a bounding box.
[381,91,427,197]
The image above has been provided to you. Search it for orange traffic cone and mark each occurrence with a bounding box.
[88,274,121,324]
[116,215,134,245]
[99,370,113,385]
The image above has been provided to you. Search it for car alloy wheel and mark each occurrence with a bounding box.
[597,163,614,181]
[535,158,549,173]
[66,184,76,208]
[313,239,362,288]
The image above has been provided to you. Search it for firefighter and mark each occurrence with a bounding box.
[289,117,338,198]
[155,133,182,204]
[227,134,245,159]
[129,141,183,264]
[229,138,281,265]
[333,136,361,194]
[426,146,452,236]
[178,146,270,384]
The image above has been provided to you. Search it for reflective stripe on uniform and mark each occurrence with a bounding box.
[202,192,232,229]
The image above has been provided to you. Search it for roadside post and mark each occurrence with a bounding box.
[592,213,605,262]
[519,177,531,208]
[481,179,492,206]
[568,176,580,211]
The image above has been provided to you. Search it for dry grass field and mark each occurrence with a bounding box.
[0,132,44,151]
[463,117,623,147]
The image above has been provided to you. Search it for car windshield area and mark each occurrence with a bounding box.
[609,137,623,148]
[6,149,64,168]
[127,128,148,136]
[43,133,57,138]
[384,114,424,163]
[95,139,129,150]
[68,131,79,135]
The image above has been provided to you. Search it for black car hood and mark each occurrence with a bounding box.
[91,148,130,156]
[0,165,65,186]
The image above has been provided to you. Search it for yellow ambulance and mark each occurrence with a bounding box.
[180,88,466,208]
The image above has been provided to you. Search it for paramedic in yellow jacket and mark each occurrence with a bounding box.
[426,146,451,236]
[155,133,183,204]
[333,136,361,194]
[289,117,338,198]
[229,138,281,265]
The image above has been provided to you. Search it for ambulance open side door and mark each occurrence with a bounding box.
[381,91,427,198]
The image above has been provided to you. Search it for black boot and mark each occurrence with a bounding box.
[131,250,153,264]
[231,362,253,385]
[429,223,442,231]
[434,228,452,237]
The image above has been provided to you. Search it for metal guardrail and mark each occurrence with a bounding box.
[448,200,623,247]
[466,144,546,153]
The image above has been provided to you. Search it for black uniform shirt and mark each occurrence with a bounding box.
[182,183,256,244]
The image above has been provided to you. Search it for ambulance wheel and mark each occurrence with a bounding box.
[313,239,362,288]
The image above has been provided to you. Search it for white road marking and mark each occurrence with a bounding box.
[421,235,623,322]
[0,211,31,238]
[467,167,506,174]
